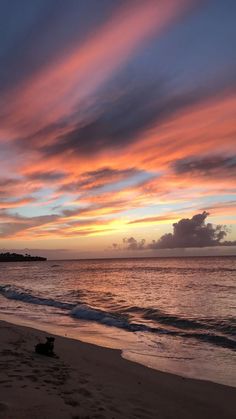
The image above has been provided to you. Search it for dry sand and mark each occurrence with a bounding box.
[0,320,235,419]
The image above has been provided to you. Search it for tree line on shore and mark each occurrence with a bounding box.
[0,252,47,262]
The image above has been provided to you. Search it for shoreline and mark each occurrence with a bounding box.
[1,311,235,388]
[1,319,236,418]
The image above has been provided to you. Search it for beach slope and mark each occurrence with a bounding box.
[0,320,235,419]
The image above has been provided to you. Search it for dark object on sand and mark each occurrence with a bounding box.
[35,337,57,357]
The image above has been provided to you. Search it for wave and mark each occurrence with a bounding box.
[71,304,236,350]
[0,284,235,351]
[71,304,128,328]
[52,265,236,274]
[125,266,236,274]
[124,306,236,337]
[0,284,74,310]
[126,306,204,329]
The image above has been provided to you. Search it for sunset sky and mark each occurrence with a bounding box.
[0,0,236,259]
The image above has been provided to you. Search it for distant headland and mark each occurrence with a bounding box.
[0,252,47,262]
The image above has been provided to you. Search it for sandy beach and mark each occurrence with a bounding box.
[0,320,235,419]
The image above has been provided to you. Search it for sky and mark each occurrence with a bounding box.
[0,0,236,259]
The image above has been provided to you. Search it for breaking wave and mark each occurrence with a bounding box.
[0,284,235,351]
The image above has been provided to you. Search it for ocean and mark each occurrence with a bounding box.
[0,257,235,387]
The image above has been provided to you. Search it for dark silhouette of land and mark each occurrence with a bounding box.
[0,252,47,262]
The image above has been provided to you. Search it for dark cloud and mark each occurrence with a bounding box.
[83,167,137,180]
[149,212,229,249]
[42,81,166,156]
[42,76,220,158]
[0,0,117,93]
[2,0,236,163]
[114,212,236,251]
[27,171,66,182]
[0,178,20,188]
[58,166,141,193]
[173,155,236,176]
[40,70,236,158]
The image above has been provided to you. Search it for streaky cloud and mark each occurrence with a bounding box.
[173,155,236,176]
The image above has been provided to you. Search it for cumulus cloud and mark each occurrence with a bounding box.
[114,212,236,251]
[149,212,229,248]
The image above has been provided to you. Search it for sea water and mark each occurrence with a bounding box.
[0,257,235,387]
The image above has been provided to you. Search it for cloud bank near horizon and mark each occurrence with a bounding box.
[115,213,236,251]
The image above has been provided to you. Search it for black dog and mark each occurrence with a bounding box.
[35,336,56,357]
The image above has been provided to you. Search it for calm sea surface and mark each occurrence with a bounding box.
[0,257,235,386]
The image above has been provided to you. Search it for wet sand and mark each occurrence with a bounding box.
[0,320,235,419]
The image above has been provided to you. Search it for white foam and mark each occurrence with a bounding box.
[70,304,127,328]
